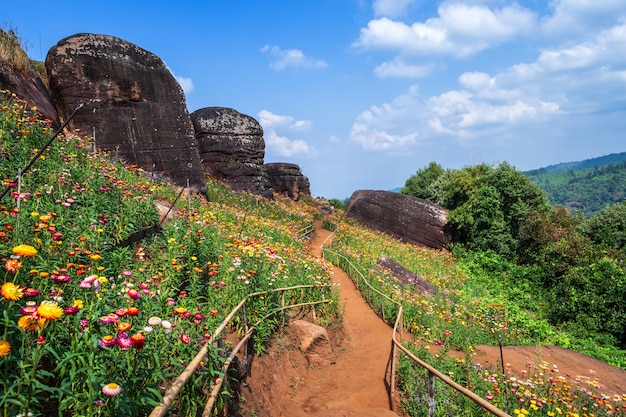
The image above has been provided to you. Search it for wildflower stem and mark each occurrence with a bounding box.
[23,330,45,414]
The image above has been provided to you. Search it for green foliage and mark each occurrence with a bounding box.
[549,258,626,347]
[0,90,339,416]
[401,161,446,201]
[582,200,626,258]
[324,215,625,416]
[526,160,626,217]
[432,162,550,260]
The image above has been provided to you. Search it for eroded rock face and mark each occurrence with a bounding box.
[0,72,59,127]
[45,33,206,193]
[191,107,272,197]
[377,255,436,294]
[0,28,59,126]
[345,190,450,250]
[264,162,310,201]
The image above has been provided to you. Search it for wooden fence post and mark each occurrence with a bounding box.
[428,371,435,417]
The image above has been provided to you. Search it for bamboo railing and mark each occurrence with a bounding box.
[321,229,511,417]
[148,283,332,417]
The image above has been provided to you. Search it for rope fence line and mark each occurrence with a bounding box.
[320,224,511,417]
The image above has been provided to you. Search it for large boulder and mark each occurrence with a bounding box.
[190,107,272,197]
[45,33,206,193]
[345,190,450,250]
[264,162,310,201]
[0,30,59,126]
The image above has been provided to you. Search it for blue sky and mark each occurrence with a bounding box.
[4,0,626,199]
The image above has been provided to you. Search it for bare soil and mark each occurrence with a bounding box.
[236,222,626,416]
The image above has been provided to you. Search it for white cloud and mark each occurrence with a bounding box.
[260,45,328,71]
[373,0,416,18]
[541,0,626,38]
[349,14,626,153]
[166,65,194,94]
[353,2,537,58]
[258,110,317,157]
[374,57,434,78]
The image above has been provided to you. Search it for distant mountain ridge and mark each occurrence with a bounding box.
[524,152,626,175]
[524,152,626,216]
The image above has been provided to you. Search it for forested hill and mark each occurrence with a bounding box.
[524,152,626,217]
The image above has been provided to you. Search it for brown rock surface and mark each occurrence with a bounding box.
[291,319,336,367]
[344,190,450,250]
[265,162,311,200]
[191,107,272,197]
[377,255,436,294]
[0,29,59,126]
[45,33,206,192]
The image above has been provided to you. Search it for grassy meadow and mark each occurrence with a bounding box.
[1,87,625,417]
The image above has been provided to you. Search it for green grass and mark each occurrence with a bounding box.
[0,90,339,416]
[323,216,626,416]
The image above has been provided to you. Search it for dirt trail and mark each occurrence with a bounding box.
[240,223,404,416]
[239,221,626,417]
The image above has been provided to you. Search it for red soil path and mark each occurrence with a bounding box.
[239,222,626,416]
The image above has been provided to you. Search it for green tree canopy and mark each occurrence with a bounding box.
[401,161,446,202]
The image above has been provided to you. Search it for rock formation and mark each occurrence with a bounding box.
[344,190,450,250]
[191,107,272,197]
[290,319,335,367]
[45,33,206,193]
[264,162,310,200]
[377,255,436,294]
[0,30,59,126]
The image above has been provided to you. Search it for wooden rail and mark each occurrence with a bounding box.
[148,283,331,417]
[321,233,511,417]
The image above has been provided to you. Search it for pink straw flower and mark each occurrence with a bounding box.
[102,382,122,396]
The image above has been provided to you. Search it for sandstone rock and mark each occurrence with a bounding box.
[344,190,450,250]
[265,162,310,201]
[377,255,436,294]
[0,30,59,126]
[290,319,335,367]
[45,33,206,193]
[191,107,272,197]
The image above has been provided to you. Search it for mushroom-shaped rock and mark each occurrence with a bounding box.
[191,107,272,197]
[45,33,206,193]
[264,162,310,201]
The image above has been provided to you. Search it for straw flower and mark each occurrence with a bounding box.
[4,258,21,273]
[1,282,23,301]
[102,382,122,396]
[99,335,117,347]
[130,332,146,349]
[12,244,38,258]
[18,315,46,332]
[0,340,10,357]
[148,316,162,326]
[117,322,131,333]
[37,301,64,320]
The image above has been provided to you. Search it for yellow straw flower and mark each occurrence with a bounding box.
[37,302,64,320]
[0,340,10,357]
[12,244,38,258]
[1,282,23,301]
[18,315,47,331]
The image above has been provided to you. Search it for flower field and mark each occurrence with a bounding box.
[323,217,626,416]
[0,90,338,416]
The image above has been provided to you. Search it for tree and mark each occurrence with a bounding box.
[583,201,626,259]
[438,162,550,259]
[401,162,445,202]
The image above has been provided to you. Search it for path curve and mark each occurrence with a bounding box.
[240,221,404,417]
